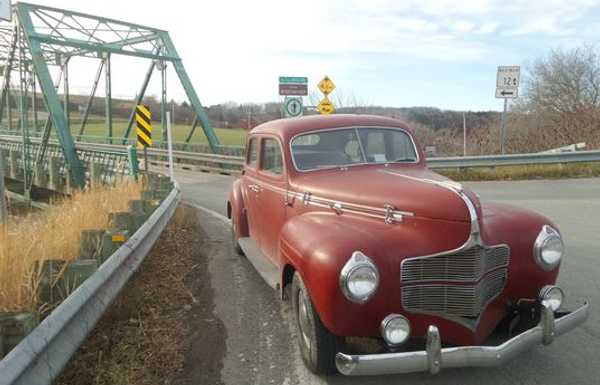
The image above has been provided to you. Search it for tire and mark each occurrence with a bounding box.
[291,272,339,375]
[231,215,244,255]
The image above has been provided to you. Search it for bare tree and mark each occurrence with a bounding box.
[521,44,600,147]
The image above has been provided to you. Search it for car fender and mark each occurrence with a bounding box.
[278,211,471,337]
[228,179,249,237]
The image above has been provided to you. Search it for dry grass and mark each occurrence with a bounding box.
[0,181,142,313]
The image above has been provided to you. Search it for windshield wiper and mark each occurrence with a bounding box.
[392,157,416,162]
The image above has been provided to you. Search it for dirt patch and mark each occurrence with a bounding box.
[57,205,226,385]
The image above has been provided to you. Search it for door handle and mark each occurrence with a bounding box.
[248,184,260,193]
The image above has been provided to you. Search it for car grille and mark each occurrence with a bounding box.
[401,244,510,283]
[401,269,508,318]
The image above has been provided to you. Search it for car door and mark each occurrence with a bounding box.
[242,136,262,245]
[255,136,287,264]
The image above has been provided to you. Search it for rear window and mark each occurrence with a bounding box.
[247,138,258,167]
[291,127,417,171]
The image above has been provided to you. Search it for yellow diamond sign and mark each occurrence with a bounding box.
[318,76,336,95]
[317,97,335,115]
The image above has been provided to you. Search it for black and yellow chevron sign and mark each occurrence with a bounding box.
[136,104,153,149]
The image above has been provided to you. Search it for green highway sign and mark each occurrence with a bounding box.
[279,76,308,84]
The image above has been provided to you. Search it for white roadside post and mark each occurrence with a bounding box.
[0,153,6,223]
[165,111,175,182]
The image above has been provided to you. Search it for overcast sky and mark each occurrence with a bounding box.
[21,0,600,111]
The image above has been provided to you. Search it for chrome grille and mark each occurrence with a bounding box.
[401,244,510,283]
[401,269,508,318]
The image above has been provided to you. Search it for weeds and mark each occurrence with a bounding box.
[0,181,141,313]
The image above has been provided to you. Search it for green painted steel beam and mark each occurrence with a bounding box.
[17,5,85,189]
[159,32,220,151]
[29,34,178,61]
[19,2,168,33]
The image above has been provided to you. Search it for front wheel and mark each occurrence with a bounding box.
[291,272,340,374]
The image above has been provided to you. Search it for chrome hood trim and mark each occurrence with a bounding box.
[287,190,415,224]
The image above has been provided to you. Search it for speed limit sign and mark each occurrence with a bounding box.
[283,97,303,118]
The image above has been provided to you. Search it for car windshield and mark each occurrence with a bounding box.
[291,127,417,171]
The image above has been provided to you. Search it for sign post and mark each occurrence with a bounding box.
[136,104,153,172]
[495,66,520,154]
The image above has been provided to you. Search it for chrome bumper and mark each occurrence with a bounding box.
[336,301,590,376]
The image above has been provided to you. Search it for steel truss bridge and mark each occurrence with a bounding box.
[0,2,219,198]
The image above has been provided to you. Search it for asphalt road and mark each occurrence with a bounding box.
[176,170,599,385]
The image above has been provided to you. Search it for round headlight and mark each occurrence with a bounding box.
[539,285,564,311]
[339,251,379,304]
[380,314,411,347]
[534,225,564,271]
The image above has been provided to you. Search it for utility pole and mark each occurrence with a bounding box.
[463,111,467,156]
[0,154,7,223]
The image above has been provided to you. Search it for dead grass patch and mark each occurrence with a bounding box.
[0,181,142,313]
[437,162,600,181]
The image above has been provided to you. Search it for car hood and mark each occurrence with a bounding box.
[290,166,477,223]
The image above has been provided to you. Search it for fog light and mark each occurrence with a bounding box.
[380,314,411,347]
[539,285,564,311]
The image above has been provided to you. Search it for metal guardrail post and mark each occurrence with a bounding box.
[127,145,139,181]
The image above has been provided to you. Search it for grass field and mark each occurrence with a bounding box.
[52,117,248,146]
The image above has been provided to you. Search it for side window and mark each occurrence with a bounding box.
[247,138,258,167]
[261,138,284,175]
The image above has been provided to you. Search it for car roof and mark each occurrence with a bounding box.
[249,114,413,143]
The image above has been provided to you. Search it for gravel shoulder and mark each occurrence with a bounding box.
[57,206,226,385]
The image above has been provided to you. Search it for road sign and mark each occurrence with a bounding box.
[283,97,303,118]
[495,87,518,99]
[496,66,520,88]
[279,76,308,84]
[318,76,335,95]
[279,83,308,96]
[317,97,335,115]
[136,104,153,148]
[0,1,11,22]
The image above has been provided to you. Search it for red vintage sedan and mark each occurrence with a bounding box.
[227,114,589,376]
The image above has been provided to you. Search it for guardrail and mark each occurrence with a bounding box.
[0,182,181,385]
[1,135,600,175]
[426,150,600,168]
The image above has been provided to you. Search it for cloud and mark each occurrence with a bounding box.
[451,21,476,33]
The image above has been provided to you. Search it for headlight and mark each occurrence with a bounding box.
[533,225,564,271]
[380,314,411,347]
[539,285,564,311]
[339,251,379,304]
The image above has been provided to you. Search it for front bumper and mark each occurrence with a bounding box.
[336,301,590,376]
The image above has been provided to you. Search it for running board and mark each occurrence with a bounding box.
[238,237,279,290]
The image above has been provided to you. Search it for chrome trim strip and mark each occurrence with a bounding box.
[289,126,420,173]
[335,301,590,376]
